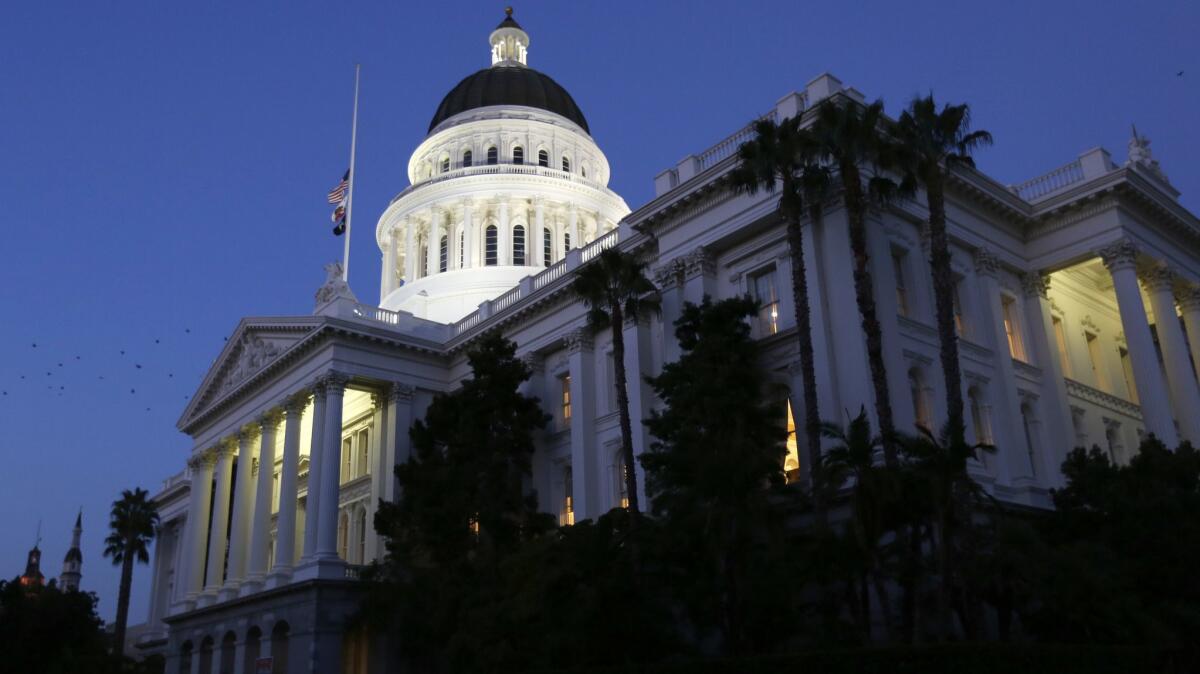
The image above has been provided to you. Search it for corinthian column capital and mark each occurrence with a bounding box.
[1097,237,1139,273]
[1138,263,1176,294]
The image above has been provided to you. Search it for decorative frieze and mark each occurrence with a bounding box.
[1097,238,1139,273]
[683,247,716,280]
[564,328,593,354]
[1020,272,1050,299]
[972,248,1000,278]
[652,258,685,290]
[389,381,415,403]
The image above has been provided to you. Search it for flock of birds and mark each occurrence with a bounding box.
[0,328,233,413]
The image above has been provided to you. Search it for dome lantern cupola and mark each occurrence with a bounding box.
[490,7,529,67]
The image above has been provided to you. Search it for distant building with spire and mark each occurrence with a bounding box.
[60,511,83,592]
[19,531,44,589]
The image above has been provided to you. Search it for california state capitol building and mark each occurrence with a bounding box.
[137,9,1200,673]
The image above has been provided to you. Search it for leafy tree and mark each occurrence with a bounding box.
[572,247,660,516]
[730,115,833,521]
[808,98,907,464]
[369,332,554,672]
[0,579,117,674]
[642,297,792,655]
[103,487,159,658]
[894,95,993,443]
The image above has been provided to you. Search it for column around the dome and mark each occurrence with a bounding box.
[568,203,579,250]
[426,211,440,277]
[533,197,545,267]
[403,217,416,282]
[462,199,475,269]
[498,198,511,266]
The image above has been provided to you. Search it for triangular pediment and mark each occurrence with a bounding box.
[177,317,322,431]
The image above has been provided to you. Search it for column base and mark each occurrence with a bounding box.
[239,574,266,597]
[292,556,347,582]
[218,581,241,602]
[264,568,293,590]
[195,591,218,609]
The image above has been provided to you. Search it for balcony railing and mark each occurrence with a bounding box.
[697,109,782,172]
[1010,159,1086,201]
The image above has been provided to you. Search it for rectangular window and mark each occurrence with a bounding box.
[1002,296,1025,361]
[1053,316,1072,377]
[341,437,352,484]
[893,250,909,317]
[953,276,966,337]
[562,467,575,526]
[1086,332,1108,392]
[969,393,991,445]
[561,375,572,425]
[750,268,780,337]
[357,428,370,479]
[1120,347,1138,404]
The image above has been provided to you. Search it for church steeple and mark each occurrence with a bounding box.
[489,7,529,67]
[19,526,44,589]
[59,510,83,592]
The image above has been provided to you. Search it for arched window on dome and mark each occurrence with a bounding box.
[562,156,571,173]
[485,225,498,266]
[462,149,472,168]
[512,146,524,165]
[486,147,498,165]
[513,225,526,266]
[440,156,450,173]
[538,149,549,167]
[563,231,571,257]
[543,227,552,266]
[439,235,448,273]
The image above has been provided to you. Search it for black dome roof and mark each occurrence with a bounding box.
[428,67,590,134]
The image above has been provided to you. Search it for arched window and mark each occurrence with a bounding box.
[440,156,450,173]
[562,156,571,172]
[439,235,448,273]
[179,641,194,674]
[581,165,587,178]
[485,225,498,266]
[538,149,549,167]
[271,623,290,674]
[220,632,236,674]
[512,146,524,165]
[243,627,262,674]
[563,231,571,257]
[486,146,498,165]
[512,224,526,266]
[462,149,472,167]
[197,637,214,674]
[543,228,552,266]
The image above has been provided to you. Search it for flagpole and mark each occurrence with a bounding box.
[342,63,361,282]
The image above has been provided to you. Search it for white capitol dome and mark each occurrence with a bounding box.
[374,8,630,323]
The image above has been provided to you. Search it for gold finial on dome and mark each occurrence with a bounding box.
[505,6,513,17]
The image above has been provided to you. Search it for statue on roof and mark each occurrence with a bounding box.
[1127,124,1170,184]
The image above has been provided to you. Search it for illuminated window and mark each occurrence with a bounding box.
[512,146,524,165]
[538,149,549,167]
[616,454,630,509]
[1053,316,1072,376]
[485,225,498,266]
[468,515,480,537]
[513,224,526,266]
[341,437,352,484]
[357,428,369,479]
[910,368,932,431]
[1002,296,1025,361]
[784,399,800,483]
[543,228,552,266]
[462,149,472,168]
[486,146,497,165]
[1086,332,1108,392]
[1120,346,1138,404]
[562,467,575,526]
[893,250,909,317]
[439,235,448,273]
[560,375,572,424]
[750,268,780,336]
[953,275,966,336]
[562,156,571,172]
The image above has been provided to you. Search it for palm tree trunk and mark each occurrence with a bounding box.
[113,549,134,657]
[610,303,641,516]
[925,171,965,442]
[782,190,825,524]
[841,164,898,464]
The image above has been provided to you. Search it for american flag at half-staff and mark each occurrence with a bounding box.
[328,169,349,236]
[327,170,349,205]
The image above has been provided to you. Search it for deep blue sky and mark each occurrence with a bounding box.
[1,1,1195,624]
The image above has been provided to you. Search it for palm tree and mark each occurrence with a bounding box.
[895,95,993,443]
[103,487,159,657]
[809,97,907,465]
[572,247,660,516]
[729,115,832,521]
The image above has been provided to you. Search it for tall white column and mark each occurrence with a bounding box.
[1142,264,1200,444]
[498,198,511,265]
[180,452,214,606]
[203,443,235,595]
[653,261,684,365]
[1180,286,1200,382]
[1098,239,1179,447]
[1021,272,1074,486]
[426,214,440,277]
[403,217,416,282]
[221,428,258,598]
[382,382,415,505]
[380,226,397,301]
[462,199,476,268]
[448,208,461,272]
[622,317,654,509]
[315,373,350,564]
[243,410,280,593]
[566,330,597,519]
[568,203,579,249]
[301,381,328,562]
[533,197,546,266]
[268,396,304,587]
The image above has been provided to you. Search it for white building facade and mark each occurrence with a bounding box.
[139,11,1200,674]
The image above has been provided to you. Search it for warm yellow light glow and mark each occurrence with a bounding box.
[784,400,800,483]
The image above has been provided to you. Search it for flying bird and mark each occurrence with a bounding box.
[57,363,63,367]
[135,364,142,369]
[155,339,160,344]
[185,329,191,334]
[130,388,136,394]
[120,350,125,355]
[1178,70,1185,76]
[31,343,37,348]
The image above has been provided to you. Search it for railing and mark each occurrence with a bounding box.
[1011,159,1086,201]
[454,311,483,335]
[391,163,609,204]
[161,470,188,492]
[352,303,402,325]
[697,109,780,171]
[581,228,619,262]
[534,259,567,290]
[492,284,523,313]
[1065,378,1142,419]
